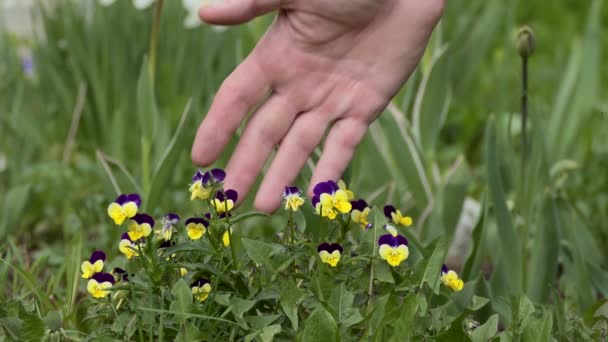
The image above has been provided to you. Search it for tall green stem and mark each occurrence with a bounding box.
[148,0,164,83]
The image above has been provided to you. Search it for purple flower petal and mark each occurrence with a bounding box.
[283,186,301,197]
[204,213,211,220]
[126,194,141,207]
[133,213,155,226]
[192,170,204,182]
[328,243,343,253]
[365,223,373,230]
[202,171,211,184]
[210,168,226,183]
[313,181,339,196]
[378,234,397,247]
[225,189,238,202]
[166,213,180,223]
[185,217,209,226]
[192,278,209,287]
[113,267,129,282]
[396,235,408,246]
[121,232,132,241]
[89,250,106,263]
[383,205,396,218]
[159,240,175,249]
[441,264,449,275]
[351,199,369,211]
[115,194,128,205]
[92,272,115,284]
[311,195,320,207]
[317,242,331,252]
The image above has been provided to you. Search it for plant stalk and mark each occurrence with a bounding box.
[148,0,164,83]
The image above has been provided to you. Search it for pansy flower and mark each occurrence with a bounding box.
[127,214,154,241]
[185,217,208,240]
[189,168,225,201]
[113,267,129,282]
[311,181,352,219]
[350,199,371,229]
[223,227,233,247]
[383,205,413,227]
[180,268,188,277]
[338,180,355,201]
[81,251,106,279]
[107,194,141,225]
[119,233,140,259]
[87,272,115,298]
[191,278,212,302]
[441,264,464,292]
[378,234,409,267]
[317,243,343,267]
[283,186,305,212]
[156,213,179,241]
[213,189,237,214]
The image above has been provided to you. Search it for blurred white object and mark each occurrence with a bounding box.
[1,0,37,37]
[447,197,481,268]
[182,0,227,31]
[99,0,154,10]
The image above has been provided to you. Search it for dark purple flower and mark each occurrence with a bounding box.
[121,232,132,241]
[283,186,301,197]
[313,181,339,197]
[215,189,238,202]
[115,193,142,207]
[92,272,116,284]
[192,278,210,287]
[113,267,129,282]
[165,213,180,224]
[185,217,209,227]
[351,199,369,212]
[192,170,205,182]
[132,213,155,227]
[378,234,408,247]
[159,240,175,249]
[204,213,212,220]
[383,205,396,219]
[89,250,106,263]
[317,242,343,254]
[202,168,226,185]
[441,264,449,275]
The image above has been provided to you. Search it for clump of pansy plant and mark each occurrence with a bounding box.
[81,171,475,340]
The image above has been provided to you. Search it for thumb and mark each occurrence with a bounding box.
[199,0,286,25]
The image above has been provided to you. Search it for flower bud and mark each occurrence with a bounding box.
[517,26,536,58]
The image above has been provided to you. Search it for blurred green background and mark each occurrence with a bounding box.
[1,0,607,338]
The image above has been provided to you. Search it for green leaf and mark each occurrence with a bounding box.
[169,279,193,324]
[522,310,553,342]
[527,197,561,302]
[329,284,363,335]
[241,238,286,273]
[373,260,394,284]
[259,324,281,342]
[175,322,204,342]
[0,184,30,239]
[302,304,340,342]
[462,193,488,281]
[19,307,45,342]
[485,116,522,294]
[471,314,498,342]
[228,298,256,326]
[244,315,281,331]
[388,293,419,342]
[280,279,306,331]
[418,237,447,294]
[230,211,271,224]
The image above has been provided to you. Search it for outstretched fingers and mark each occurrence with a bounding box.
[255,110,328,212]
[191,56,270,166]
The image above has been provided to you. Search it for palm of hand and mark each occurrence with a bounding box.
[192,0,443,212]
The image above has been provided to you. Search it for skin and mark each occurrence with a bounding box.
[192,0,445,212]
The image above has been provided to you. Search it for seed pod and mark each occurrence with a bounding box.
[517,26,536,58]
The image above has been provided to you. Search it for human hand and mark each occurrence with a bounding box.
[191,0,444,212]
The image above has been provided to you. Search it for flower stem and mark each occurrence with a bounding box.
[148,0,164,83]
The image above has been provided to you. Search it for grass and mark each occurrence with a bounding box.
[0,0,607,339]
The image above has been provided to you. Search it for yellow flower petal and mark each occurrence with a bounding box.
[107,203,126,225]
[223,230,230,247]
[319,250,341,267]
[187,223,206,240]
[122,202,138,219]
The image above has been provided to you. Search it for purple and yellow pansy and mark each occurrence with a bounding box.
[378,234,409,267]
[127,213,154,241]
[156,213,179,241]
[317,243,343,267]
[189,169,226,201]
[350,199,371,229]
[87,272,115,298]
[383,205,413,227]
[119,232,140,259]
[441,264,464,292]
[113,267,129,283]
[185,217,208,240]
[283,186,305,212]
[311,181,352,220]
[81,250,106,279]
[191,278,212,302]
[213,189,237,214]
[107,193,141,225]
